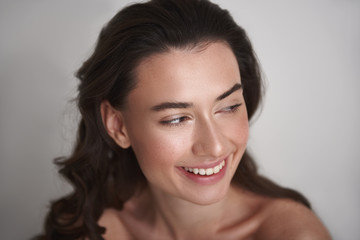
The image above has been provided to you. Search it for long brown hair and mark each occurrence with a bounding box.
[36,0,310,239]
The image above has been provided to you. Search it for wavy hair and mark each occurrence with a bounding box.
[36,0,310,239]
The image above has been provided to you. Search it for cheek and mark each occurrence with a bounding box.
[225,117,249,175]
[239,121,249,145]
[223,114,249,149]
[128,126,190,174]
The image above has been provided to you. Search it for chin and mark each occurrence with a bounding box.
[184,183,231,206]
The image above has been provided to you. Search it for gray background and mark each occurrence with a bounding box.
[1,0,359,239]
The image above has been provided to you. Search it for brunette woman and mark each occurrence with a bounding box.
[36,0,331,239]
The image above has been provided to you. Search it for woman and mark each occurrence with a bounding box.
[37,0,331,239]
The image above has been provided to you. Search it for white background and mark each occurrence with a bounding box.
[0,0,359,239]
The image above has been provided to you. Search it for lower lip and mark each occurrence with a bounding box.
[177,159,227,185]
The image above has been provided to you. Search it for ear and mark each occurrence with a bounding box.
[100,101,131,149]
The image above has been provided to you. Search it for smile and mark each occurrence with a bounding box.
[183,160,225,176]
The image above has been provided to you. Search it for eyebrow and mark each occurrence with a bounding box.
[151,102,193,111]
[216,83,242,101]
[151,83,242,111]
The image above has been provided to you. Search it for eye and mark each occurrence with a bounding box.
[219,103,242,113]
[160,116,190,126]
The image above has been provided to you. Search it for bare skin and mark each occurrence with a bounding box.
[99,42,331,240]
[98,184,331,240]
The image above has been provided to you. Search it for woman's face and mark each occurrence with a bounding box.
[121,42,249,205]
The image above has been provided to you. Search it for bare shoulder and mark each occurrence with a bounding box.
[98,208,133,240]
[256,198,331,240]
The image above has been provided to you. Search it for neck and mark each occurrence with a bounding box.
[148,184,238,239]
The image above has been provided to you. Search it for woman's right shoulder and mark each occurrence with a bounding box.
[98,208,133,240]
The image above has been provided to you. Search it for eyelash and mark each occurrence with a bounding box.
[220,103,242,113]
[159,103,242,127]
[160,116,190,126]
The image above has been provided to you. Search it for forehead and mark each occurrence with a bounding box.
[128,42,241,108]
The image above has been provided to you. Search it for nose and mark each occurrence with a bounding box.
[191,116,228,158]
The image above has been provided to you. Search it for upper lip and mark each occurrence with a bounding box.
[179,156,228,169]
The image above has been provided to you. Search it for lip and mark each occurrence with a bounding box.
[180,157,226,169]
[176,157,228,185]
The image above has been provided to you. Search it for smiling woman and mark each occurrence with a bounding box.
[103,43,249,206]
[34,0,331,239]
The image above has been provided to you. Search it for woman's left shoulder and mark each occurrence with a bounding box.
[256,198,332,240]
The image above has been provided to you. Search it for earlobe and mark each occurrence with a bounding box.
[100,101,131,149]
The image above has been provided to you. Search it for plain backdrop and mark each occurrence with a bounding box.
[1,0,359,239]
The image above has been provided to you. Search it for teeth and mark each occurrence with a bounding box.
[206,168,213,175]
[184,160,225,176]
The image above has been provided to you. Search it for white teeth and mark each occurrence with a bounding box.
[184,160,225,176]
[206,168,213,175]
